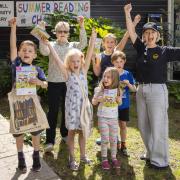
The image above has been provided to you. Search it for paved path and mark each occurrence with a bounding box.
[0,114,60,180]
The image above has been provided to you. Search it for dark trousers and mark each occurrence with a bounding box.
[46,82,68,145]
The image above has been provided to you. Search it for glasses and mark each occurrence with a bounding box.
[143,47,148,63]
[56,30,69,34]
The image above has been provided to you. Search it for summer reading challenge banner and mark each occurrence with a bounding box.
[16,1,90,26]
[0,1,14,27]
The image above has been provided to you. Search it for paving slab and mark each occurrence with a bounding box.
[0,114,61,180]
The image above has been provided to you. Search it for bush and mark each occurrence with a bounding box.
[35,11,125,96]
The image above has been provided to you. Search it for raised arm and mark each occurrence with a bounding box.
[92,54,101,76]
[84,29,97,74]
[9,17,17,61]
[45,41,68,80]
[115,14,141,51]
[124,3,138,44]
[76,16,87,50]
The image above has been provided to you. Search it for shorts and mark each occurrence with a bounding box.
[13,130,43,138]
[118,108,129,122]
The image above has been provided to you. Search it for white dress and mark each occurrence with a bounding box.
[65,71,88,130]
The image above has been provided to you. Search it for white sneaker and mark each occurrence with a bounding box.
[44,143,54,153]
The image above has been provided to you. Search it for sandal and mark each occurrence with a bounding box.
[69,160,79,171]
[80,156,92,165]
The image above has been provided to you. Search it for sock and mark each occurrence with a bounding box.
[121,142,126,149]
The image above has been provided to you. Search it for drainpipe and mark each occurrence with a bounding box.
[167,0,174,81]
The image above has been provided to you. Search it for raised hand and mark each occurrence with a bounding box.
[77,16,84,28]
[9,17,16,28]
[134,14,141,25]
[124,3,132,13]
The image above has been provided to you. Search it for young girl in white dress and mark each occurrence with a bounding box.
[44,29,96,170]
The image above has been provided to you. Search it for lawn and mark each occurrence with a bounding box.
[0,94,180,180]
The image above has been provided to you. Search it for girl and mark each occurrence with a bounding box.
[39,16,87,152]
[44,29,96,171]
[92,67,122,170]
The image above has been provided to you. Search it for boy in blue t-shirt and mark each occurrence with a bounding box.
[111,50,136,156]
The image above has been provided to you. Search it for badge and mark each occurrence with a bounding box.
[152,53,159,60]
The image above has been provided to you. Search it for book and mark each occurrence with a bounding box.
[94,38,102,54]
[30,25,50,41]
[16,66,37,95]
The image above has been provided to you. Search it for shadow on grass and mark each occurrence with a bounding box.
[143,163,176,180]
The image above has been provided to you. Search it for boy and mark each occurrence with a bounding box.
[9,17,48,173]
[111,50,136,156]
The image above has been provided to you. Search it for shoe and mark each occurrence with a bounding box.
[44,143,54,153]
[68,160,79,171]
[96,137,101,146]
[112,159,121,169]
[120,147,130,157]
[80,156,92,165]
[18,156,27,173]
[31,154,41,172]
[102,160,110,170]
[140,154,150,162]
[149,163,169,170]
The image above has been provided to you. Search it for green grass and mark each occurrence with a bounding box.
[0,95,179,179]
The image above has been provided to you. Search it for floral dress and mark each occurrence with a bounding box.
[65,71,88,130]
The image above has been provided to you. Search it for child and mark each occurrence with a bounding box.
[42,29,96,171]
[9,17,48,173]
[92,67,122,170]
[39,16,87,152]
[92,15,141,145]
[92,14,141,80]
[111,50,136,157]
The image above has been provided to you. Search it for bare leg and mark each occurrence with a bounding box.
[67,130,76,161]
[15,135,24,152]
[32,134,40,151]
[78,131,86,158]
[119,121,127,144]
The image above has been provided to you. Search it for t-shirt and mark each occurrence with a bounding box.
[133,37,180,83]
[94,87,118,118]
[99,52,113,80]
[119,70,135,110]
[11,57,46,85]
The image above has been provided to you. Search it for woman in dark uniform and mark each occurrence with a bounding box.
[124,3,180,169]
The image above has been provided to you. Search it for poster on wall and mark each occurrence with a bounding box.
[0,1,14,27]
[16,1,90,27]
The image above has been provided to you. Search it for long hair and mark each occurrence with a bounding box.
[99,67,119,90]
[64,49,85,72]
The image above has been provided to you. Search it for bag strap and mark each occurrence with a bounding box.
[75,74,86,98]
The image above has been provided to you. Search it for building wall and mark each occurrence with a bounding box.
[0,0,168,73]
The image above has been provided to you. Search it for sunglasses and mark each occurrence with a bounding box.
[56,30,69,34]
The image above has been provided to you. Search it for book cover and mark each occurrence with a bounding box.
[16,66,37,95]
[30,25,50,41]
[103,88,118,107]
[94,38,102,54]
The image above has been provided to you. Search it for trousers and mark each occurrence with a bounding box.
[46,82,68,145]
[136,83,169,167]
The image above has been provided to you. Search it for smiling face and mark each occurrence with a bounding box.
[55,21,70,43]
[69,54,82,73]
[18,44,37,64]
[102,71,113,88]
[103,36,116,54]
[142,29,159,47]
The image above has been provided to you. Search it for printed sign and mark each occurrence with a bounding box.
[16,1,90,26]
[0,1,14,27]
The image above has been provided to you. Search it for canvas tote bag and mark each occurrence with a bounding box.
[8,89,49,134]
[75,75,93,139]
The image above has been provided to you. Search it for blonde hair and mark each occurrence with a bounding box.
[55,21,70,32]
[111,50,126,63]
[64,49,84,71]
[19,40,37,53]
[103,33,117,42]
[99,67,119,89]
